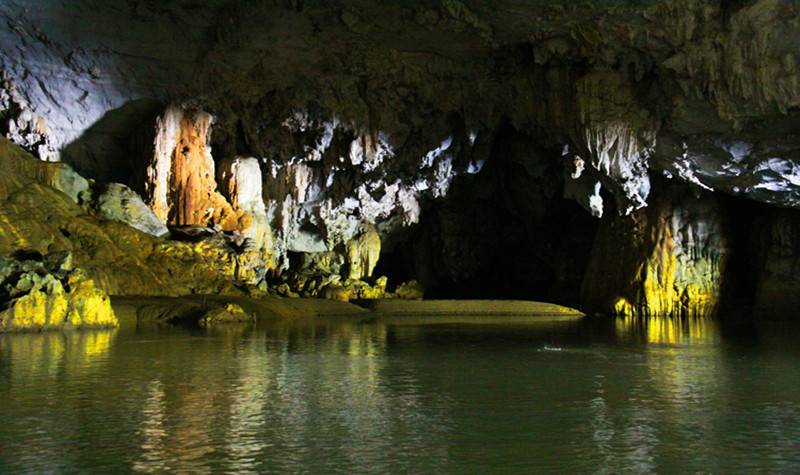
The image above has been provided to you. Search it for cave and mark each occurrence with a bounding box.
[1,1,800,472]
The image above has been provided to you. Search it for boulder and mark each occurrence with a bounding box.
[96,183,169,237]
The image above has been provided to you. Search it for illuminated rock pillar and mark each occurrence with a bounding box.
[144,105,246,231]
[581,181,728,318]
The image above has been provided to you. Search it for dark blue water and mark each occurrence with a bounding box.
[1,314,799,473]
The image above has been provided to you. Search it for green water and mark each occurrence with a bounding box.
[1,313,799,473]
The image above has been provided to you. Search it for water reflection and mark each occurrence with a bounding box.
[0,329,116,380]
[0,313,799,473]
[614,315,719,344]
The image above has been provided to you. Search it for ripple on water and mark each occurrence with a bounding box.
[0,315,799,473]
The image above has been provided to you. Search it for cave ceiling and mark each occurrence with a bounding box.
[2,0,800,212]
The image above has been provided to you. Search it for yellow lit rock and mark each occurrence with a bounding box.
[0,137,250,298]
[583,182,727,318]
[346,226,381,281]
[0,260,117,332]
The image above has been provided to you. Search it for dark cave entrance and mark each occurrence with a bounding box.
[374,123,600,307]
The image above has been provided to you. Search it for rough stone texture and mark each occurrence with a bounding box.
[3,0,800,317]
[4,0,800,215]
[199,303,254,326]
[0,252,117,331]
[381,126,597,304]
[0,137,249,297]
[96,183,169,237]
[218,156,274,268]
[255,112,475,272]
[582,180,729,318]
[346,226,381,281]
[145,105,247,231]
[0,71,58,162]
[0,132,89,203]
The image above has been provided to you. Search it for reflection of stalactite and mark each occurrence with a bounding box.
[614,315,719,344]
[133,380,167,474]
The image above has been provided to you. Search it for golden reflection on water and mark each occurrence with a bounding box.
[0,329,116,379]
[615,315,719,345]
[3,311,800,473]
[126,318,398,473]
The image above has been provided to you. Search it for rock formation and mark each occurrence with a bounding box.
[582,180,729,318]
[0,252,117,331]
[346,226,381,281]
[1,0,800,320]
[0,136,250,301]
[218,157,274,265]
[96,183,169,237]
[145,105,246,231]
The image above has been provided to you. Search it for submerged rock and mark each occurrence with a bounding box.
[0,252,117,331]
[137,300,254,327]
[199,303,254,326]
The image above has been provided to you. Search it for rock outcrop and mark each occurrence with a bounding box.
[346,226,381,281]
[582,180,729,318]
[96,183,169,237]
[0,252,117,331]
[3,0,800,319]
[218,156,274,269]
[0,136,249,298]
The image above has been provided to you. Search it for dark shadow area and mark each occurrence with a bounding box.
[375,122,598,308]
[61,99,162,185]
[718,195,800,326]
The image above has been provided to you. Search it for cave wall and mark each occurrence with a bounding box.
[582,179,730,318]
[750,208,800,318]
[1,0,800,317]
[5,0,800,213]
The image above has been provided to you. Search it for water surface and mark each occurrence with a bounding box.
[1,312,799,473]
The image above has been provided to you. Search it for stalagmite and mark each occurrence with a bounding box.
[219,156,274,268]
[145,105,247,231]
[346,226,381,280]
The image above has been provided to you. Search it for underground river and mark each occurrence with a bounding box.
[1,305,798,473]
